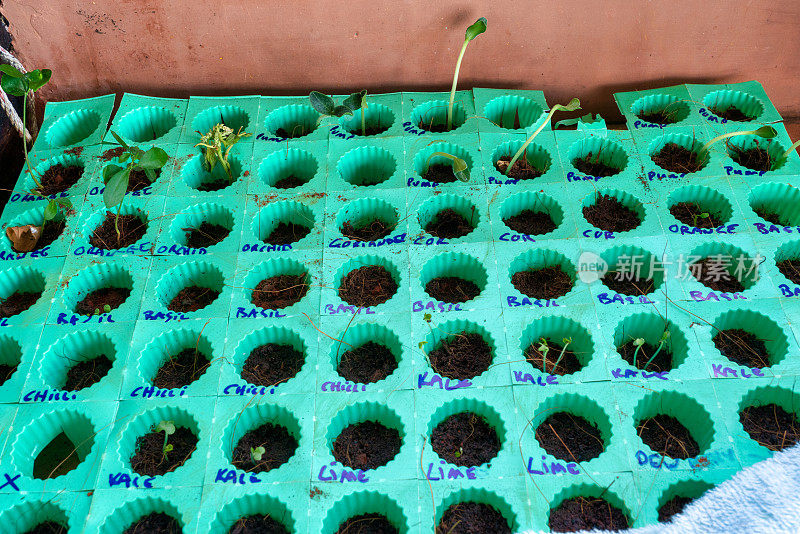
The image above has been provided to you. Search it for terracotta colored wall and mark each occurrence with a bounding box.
[5,0,800,123]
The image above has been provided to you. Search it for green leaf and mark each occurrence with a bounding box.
[102,164,124,184]
[43,201,58,221]
[0,65,21,78]
[26,69,52,92]
[164,444,173,453]
[343,90,367,112]
[55,198,72,210]
[144,168,157,183]
[109,130,131,151]
[139,147,168,169]
[554,98,581,113]
[0,75,26,97]
[331,104,353,117]
[465,17,487,41]
[157,420,176,435]
[309,91,336,115]
[754,125,778,139]
[103,167,130,209]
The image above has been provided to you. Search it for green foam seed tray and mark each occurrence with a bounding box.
[613,84,705,133]
[732,178,800,244]
[327,137,407,191]
[250,140,328,196]
[0,326,43,404]
[406,186,494,246]
[322,187,409,250]
[0,489,93,534]
[488,185,580,244]
[240,192,327,253]
[32,94,115,153]
[153,194,245,257]
[110,93,188,146]
[404,132,484,187]
[0,195,86,260]
[197,482,309,534]
[84,487,203,534]
[632,125,731,182]
[688,80,784,132]
[402,90,478,136]
[168,143,254,199]
[327,91,404,141]
[180,95,262,146]
[0,256,65,329]
[255,96,329,144]
[473,87,549,134]
[480,130,565,186]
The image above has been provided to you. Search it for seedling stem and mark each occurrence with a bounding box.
[505,98,581,175]
[447,18,487,130]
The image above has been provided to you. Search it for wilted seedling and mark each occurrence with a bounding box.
[156,420,176,459]
[309,90,368,134]
[195,123,251,180]
[250,446,266,464]
[504,99,581,176]
[700,125,777,154]
[446,18,487,131]
[5,196,72,253]
[425,151,470,182]
[555,113,604,129]
[102,131,168,239]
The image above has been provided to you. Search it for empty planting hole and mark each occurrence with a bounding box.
[337,342,398,384]
[168,286,220,313]
[45,109,102,147]
[230,515,289,534]
[501,193,562,236]
[257,201,314,246]
[637,414,699,459]
[0,268,45,318]
[33,432,82,479]
[713,329,771,368]
[512,265,573,300]
[437,502,511,534]
[117,106,178,143]
[242,343,304,387]
[583,192,643,233]
[337,198,399,242]
[739,403,800,452]
[549,496,628,532]
[703,90,764,122]
[338,265,398,307]
[122,513,181,534]
[428,331,492,380]
[431,412,500,467]
[337,514,397,534]
[259,149,318,190]
[251,272,309,309]
[484,95,544,130]
[265,104,319,138]
[689,253,756,293]
[153,348,211,389]
[34,160,84,197]
[337,146,397,187]
[748,183,800,227]
[332,420,401,470]
[535,412,604,462]
[569,138,627,177]
[63,354,113,391]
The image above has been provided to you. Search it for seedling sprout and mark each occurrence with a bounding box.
[699,125,777,154]
[537,337,550,372]
[425,151,470,182]
[309,90,367,134]
[642,330,670,371]
[447,17,487,131]
[250,446,266,464]
[156,420,176,459]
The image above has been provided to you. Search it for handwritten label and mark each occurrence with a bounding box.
[9,191,68,203]
[57,313,116,325]
[0,318,9,327]
[753,223,800,235]
[583,229,615,240]
[499,232,536,243]
[779,284,800,298]
[142,310,189,322]
[0,248,50,261]
[632,119,665,130]
[222,383,277,396]
[412,301,463,313]
[527,456,580,475]
[328,234,406,248]
[412,236,449,246]
[234,307,288,319]
[417,372,471,390]
[611,368,668,380]
[506,296,559,308]
[566,171,601,182]
[329,125,355,140]
[488,176,520,186]
[635,447,736,470]
[402,121,425,136]
[108,473,155,488]
[73,243,151,257]
[215,468,263,485]
[323,304,376,315]
[724,166,767,177]
[699,108,729,124]
[130,385,188,398]
[689,291,747,302]
[668,224,738,235]
[22,389,78,402]
[407,177,444,188]
[597,293,655,305]
[89,186,152,197]
[321,381,367,393]
[711,364,765,379]
[318,462,369,483]
[646,170,686,181]
[0,473,20,491]
[242,243,292,253]
[425,460,480,481]
[512,371,559,386]
[255,133,287,143]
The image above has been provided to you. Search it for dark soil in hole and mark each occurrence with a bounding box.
[428,332,492,380]
[710,106,754,122]
[358,125,388,136]
[273,175,306,189]
[425,276,480,303]
[337,341,398,384]
[417,119,450,133]
[713,328,770,368]
[637,414,699,459]
[232,422,298,473]
[689,257,745,292]
[424,208,474,239]
[153,348,211,389]
[601,271,655,296]
[230,514,290,534]
[617,339,673,372]
[651,143,705,174]
[638,110,680,125]
[341,220,392,242]
[423,163,458,184]
[195,177,233,192]
[128,168,160,191]
[525,338,582,376]
[100,146,125,161]
[431,412,500,467]
[251,274,308,309]
[122,513,181,534]
[265,221,311,245]
[36,164,83,196]
[740,403,800,451]
[0,290,42,317]
[753,207,787,226]
[33,432,80,479]
[503,210,557,235]
[242,343,304,386]
[572,153,621,177]
[130,426,198,476]
[730,145,773,172]
[10,219,66,253]
[89,212,147,249]
[495,155,545,180]
[185,222,230,248]
[777,259,800,285]
[23,521,67,534]
[338,265,397,307]
[536,412,604,462]
[63,354,113,391]
[511,266,573,300]
[583,194,641,232]
[437,502,511,534]
[658,496,694,523]
[276,126,309,138]
[549,497,628,532]
[669,202,723,228]
[332,420,401,470]
[336,513,397,534]
[168,285,220,312]
[0,363,16,386]
[75,286,131,315]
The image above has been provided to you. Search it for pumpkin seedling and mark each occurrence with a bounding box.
[446,18,487,131]
[309,90,367,133]
[102,131,168,239]
[156,420,176,459]
[250,446,266,464]
[195,123,251,180]
[505,98,581,176]
[700,125,777,154]
[425,151,470,182]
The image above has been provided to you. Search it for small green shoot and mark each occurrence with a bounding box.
[631,337,645,363]
[5,197,72,252]
[691,211,710,228]
[309,91,367,134]
[537,337,549,373]
[555,113,603,129]
[505,98,581,176]
[447,17,487,130]
[250,446,266,464]
[642,330,670,371]
[425,151,470,182]
[195,123,251,180]
[156,420,176,458]
[92,304,112,316]
[777,138,800,166]
[699,125,777,155]
[552,336,573,371]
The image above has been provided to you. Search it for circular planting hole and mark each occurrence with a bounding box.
[337,341,398,384]
[417,194,478,240]
[413,141,473,184]
[251,273,308,309]
[338,261,398,307]
[410,99,466,132]
[713,329,771,368]
[431,412,500,467]
[337,197,399,242]
[748,182,800,227]
[117,106,178,143]
[6,206,69,253]
[703,89,764,122]
[428,327,493,380]
[171,203,234,249]
[536,412,604,462]
[192,105,250,135]
[437,502,511,534]
[688,245,757,293]
[614,314,688,373]
[21,410,95,480]
[32,158,85,197]
[332,420,401,470]
[255,200,314,246]
[582,190,643,233]
[258,148,318,190]
[0,266,45,318]
[425,277,480,304]
[63,354,113,392]
[169,286,220,313]
[122,512,181,534]
[500,192,562,236]
[88,209,147,250]
[776,241,800,285]
[726,135,786,173]
[339,102,395,136]
[549,496,629,532]
[157,261,223,313]
[521,317,593,376]
[336,513,397,534]
[265,104,319,138]
[337,145,397,187]
[130,423,198,476]
[600,246,662,296]
[637,413,699,459]
[65,262,133,317]
[668,185,733,229]
[510,250,575,301]
[568,138,628,177]
[0,336,21,387]
[44,109,102,147]
[232,422,298,473]
[525,337,581,376]
[484,95,544,130]
[230,514,289,534]
[649,134,710,174]
[23,520,68,534]
[632,93,691,125]
[492,139,552,180]
[711,310,787,369]
[153,347,211,389]
[421,252,486,304]
[242,342,304,387]
[182,153,243,192]
[740,403,800,452]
